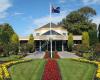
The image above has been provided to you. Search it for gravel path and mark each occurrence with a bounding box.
[23,51,45,59]
[58,51,80,58]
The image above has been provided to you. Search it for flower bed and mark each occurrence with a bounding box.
[0,59,32,80]
[72,58,100,80]
[44,52,50,59]
[42,59,62,80]
[53,51,60,59]
[44,51,60,59]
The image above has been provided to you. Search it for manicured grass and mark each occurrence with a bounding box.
[58,59,96,80]
[9,59,45,80]
[0,55,22,61]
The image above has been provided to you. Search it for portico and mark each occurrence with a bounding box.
[19,23,82,51]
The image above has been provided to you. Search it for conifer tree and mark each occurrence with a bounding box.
[68,33,73,51]
[82,32,89,48]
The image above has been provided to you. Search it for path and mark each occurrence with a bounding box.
[58,51,80,58]
[23,51,45,59]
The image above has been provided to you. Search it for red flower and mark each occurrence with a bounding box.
[54,51,60,59]
[42,59,62,80]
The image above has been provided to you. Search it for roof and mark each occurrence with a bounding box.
[35,23,65,31]
[19,35,82,40]
[42,30,62,35]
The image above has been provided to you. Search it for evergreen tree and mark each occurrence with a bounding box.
[68,33,73,51]
[0,23,15,43]
[82,32,89,48]
[11,33,19,43]
[98,24,100,42]
[10,33,19,55]
[89,30,98,45]
[60,6,97,35]
[28,34,34,53]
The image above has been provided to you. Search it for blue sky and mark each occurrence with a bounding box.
[0,0,100,36]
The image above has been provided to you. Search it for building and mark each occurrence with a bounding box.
[19,23,82,51]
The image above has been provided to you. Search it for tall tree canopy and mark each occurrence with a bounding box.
[0,23,15,44]
[78,6,96,20]
[98,24,100,42]
[60,6,97,35]
[11,33,19,44]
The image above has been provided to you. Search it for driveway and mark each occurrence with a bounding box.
[58,51,80,58]
[23,51,45,59]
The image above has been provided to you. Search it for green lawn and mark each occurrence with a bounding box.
[9,59,45,80]
[58,59,96,80]
[0,55,22,61]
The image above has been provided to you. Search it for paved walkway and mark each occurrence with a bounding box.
[23,51,45,59]
[58,51,80,58]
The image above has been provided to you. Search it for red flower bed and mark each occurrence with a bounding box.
[42,59,62,80]
[53,51,60,59]
[44,51,50,59]
[44,50,60,59]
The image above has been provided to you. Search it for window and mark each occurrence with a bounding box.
[42,30,61,35]
[63,33,66,35]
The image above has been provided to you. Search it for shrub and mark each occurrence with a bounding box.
[94,43,100,56]
[83,53,94,60]
[88,30,98,45]
[82,32,89,48]
[28,34,34,53]
[20,43,28,54]
[68,33,73,51]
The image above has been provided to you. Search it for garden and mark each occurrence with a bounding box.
[0,6,100,80]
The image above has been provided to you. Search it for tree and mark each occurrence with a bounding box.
[78,6,96,20]
[89,30,98,45]
[60,6,97,35]
[20,43,28,54]
[27,34,34,53]
[10,33,19,55]
[0,23,15,56]
[68,33,73,51]
[98,24,100,42]
[11,33,19,44]
[82,32,89,48]
[0,23,15,43]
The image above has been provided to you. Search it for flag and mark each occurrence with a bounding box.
[52,6,60,13]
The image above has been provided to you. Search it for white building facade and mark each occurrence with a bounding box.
[19,23,82,51]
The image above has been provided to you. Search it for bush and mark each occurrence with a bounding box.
[82,32,89,48]
[83,53,94,60]
[20,43,28,54]
[27,43,34,53]
[89,30,98,45]
[9,43,19,55]
[94,43,100,55]
[68,33,73,51]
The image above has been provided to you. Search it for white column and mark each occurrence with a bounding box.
[50,4,52,58]
[40,40,41,51]
[62,41,64,51]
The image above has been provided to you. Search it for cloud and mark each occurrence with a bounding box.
[59,0,66,3]
[82,0,100,5]
[93,16,100,25]
[33,10,71,28]
[13,12,24,16]
[0,0,12,19]
[0,12,8,19]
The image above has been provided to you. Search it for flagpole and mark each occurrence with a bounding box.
[50,3,52,58]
